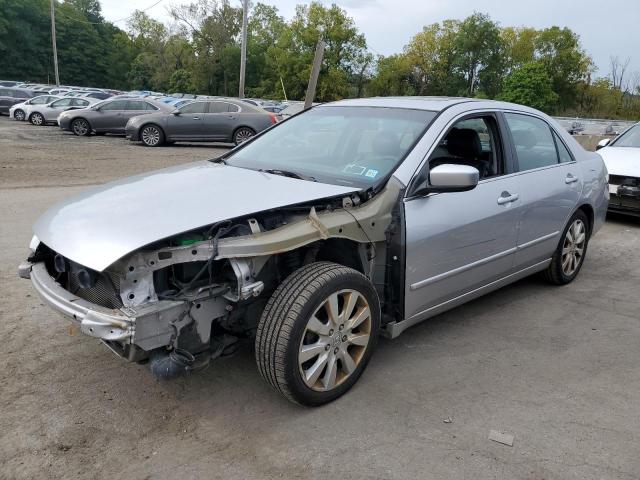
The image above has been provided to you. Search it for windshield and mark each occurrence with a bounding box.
[612,123,640,148]
[224,106,436,187]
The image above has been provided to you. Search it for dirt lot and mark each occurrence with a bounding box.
[1,117,639,480]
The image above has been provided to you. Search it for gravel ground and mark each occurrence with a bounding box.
[1,116,639,480]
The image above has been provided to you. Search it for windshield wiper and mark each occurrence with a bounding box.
[259,169,316,182]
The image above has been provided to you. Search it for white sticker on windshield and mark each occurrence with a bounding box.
[343,164,367,175]
[365,169,379,178]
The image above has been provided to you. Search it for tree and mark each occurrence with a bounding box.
[534,26,592,110]
[452,12,505,97]
[169,69,194,92]
[367,54,414,96]
[499,62,558,112]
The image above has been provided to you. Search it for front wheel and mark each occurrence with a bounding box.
[14,109,25,121]
[71,118,91,136]
[543,210,590,285]
[233,127,255,145]
[140,124,164,147]
[256,262,380,406]
[30,112,44,126]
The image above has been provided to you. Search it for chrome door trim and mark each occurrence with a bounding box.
[409,231,559,291]
[410,246,517,291]
[385,259,552,339]
[517,231,559,250]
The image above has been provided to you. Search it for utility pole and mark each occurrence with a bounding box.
[238,0,248,98]
[50,0,60,86]
[304,40,325,109]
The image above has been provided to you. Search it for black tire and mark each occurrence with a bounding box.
[71,118,91,136]
[256,262,380,406]
[140,124,165,147]
[543,210,590,285]
[13,109,25,121]
[233,126,255,145]
[30,112,45,126]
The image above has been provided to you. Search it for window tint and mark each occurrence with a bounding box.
[31,97,49,104]
[553,131,573,163]
[73,99,90,106]
[504,113,559,171]
[209,102,229,113]
[179,102,207,114]
[52,98,73,107]
[427,115,502,179]
[126,100,148,110]
[143,102,158,110]
[100,100,128,111]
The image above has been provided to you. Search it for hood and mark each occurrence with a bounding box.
[599,147,640,177]
[34,161,359,271]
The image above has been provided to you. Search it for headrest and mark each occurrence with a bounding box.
[446,128,482,158]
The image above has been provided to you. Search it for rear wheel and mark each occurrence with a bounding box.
[13,109,25,121]
[140,124,164,147]
[256,262,380,406]
[71,118,91,136]
[233,127,255,145]
[543,210,589,285]
[30,112,44,126]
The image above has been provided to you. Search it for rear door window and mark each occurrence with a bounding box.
[179,102,208,114]
[504,113,559,171]
[126,100,148,110]
[100,100,128,111]
[52,98,73,107]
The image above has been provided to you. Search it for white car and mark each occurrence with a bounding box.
[597,122,640,216]
[9,95,60,121]
[27,97,99,126]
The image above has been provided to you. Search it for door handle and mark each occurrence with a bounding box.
[497,192,519,205]
[565,174,579,184]
[193,116,200,120]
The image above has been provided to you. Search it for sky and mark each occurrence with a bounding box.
[99,0,640,78]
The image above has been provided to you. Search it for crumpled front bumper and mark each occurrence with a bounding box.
[20,261,134,342]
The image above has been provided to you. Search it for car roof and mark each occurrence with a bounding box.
[325,96,479,111]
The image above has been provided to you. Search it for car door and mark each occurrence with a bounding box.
[44,98,73,121]
[0,89,14,113]
[92,100,128,131]
[403,113,522,321]
[501,112,583,269]
[166,101,207,139]
[202,101,238,141]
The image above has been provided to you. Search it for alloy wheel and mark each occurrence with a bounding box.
[14,110,25,121]
[561,218,586,276]
[72,119,89,136]
[31,113,44,126]
[234,128,254,145]
[141,126,160,146]
[298,289,372,392]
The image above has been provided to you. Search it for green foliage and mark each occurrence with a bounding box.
[499,62,559,113]
[169,69,195,93]
[0,2,636,120]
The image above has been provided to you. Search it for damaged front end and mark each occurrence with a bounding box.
[19,178,403,379]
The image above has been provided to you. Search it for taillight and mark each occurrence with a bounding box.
[269,113,277,124]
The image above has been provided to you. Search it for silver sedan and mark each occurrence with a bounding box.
[20,97,608,405]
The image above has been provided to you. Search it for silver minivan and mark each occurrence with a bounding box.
[19,97,609,405]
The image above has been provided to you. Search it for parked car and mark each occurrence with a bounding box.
[19,97,608,405]
[58,98,173,136]
[277,102,309,120]
[9,95,60,121]
[597,122,640,216]
[125,98,277,146]
[28,97,98,126]
[0,87,37,115]
[81,91,112,100]
[0,80,20,87]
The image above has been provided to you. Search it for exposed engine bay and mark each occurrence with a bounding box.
[22,178,404,379]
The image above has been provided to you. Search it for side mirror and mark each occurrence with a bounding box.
[596,138,611,150]
[414,164,479,196]
[171,109,181,116]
